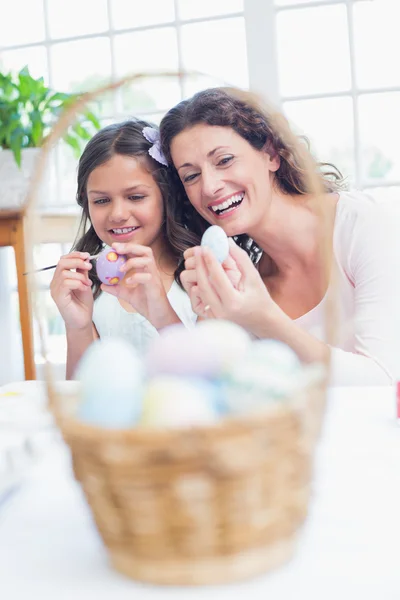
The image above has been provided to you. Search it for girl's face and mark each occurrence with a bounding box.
[170,124,280,237]
[87,154,164,251]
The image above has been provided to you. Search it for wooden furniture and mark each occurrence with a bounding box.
[0,209,80,381]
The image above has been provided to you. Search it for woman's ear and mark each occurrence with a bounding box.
[268,154,280,172]
[262,140,280,172]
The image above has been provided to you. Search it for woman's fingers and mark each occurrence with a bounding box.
[194,248,223,311]
[184,256,196,270]
[183,247,196,261]
[227,238,255,279]
[180,270,196,296]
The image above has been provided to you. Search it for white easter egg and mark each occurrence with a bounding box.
[76,338,143,428]
[194,319,252,374]
[222,340,303,415]
[141,376,218,429]
[201,225,230,263]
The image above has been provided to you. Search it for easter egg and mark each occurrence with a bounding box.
[201,225,229,263]
[95,246,127,286]
[145,321,252,379]
[141,375,218,429]
[194,319,253,374]
[221,339,303,415]
[75,338,143,428]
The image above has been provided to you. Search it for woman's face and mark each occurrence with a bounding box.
[170,124,279,237]
[87,154,165,251]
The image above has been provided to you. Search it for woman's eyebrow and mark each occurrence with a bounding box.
[177,146,230,171]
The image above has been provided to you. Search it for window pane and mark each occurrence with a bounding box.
[0,46,48,82]
[181,17,248,96]
[178,0,243,20]
[354,0,400,89]
[0,0,45,47]
[111,0,175,29]
[50,37,113,115]
[276,0,330,6]
[277,5,351,96]
[51,37,112,92]
[359,92,400,184]
[284,97,355,182]
[47,0,109,39]
[114,28,180,112]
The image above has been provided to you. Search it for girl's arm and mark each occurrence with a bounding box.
[66,323,99,380]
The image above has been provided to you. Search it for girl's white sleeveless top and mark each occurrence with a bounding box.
[92,281,196,353]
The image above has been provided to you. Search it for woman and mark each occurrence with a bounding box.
[160,87,400,385]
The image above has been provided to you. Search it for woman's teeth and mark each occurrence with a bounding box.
[111,227,137,234]
[210,193,244,215]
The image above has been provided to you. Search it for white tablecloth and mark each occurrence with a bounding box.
[0,386,399,599]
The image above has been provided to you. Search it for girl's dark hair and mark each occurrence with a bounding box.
[160,87,346,270]
[72,119,195,297]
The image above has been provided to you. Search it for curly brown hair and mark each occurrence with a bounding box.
[160,87,345,279]
[72,119,196,298]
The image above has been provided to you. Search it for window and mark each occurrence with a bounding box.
[0,0,247,207]
[271,0,400,200]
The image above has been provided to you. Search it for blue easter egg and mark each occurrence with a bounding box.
[76,338,143,428]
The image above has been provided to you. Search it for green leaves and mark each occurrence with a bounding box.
[0,66,101,168]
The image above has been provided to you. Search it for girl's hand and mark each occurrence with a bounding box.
[101,243,180,330]
[50,252,94,330]
[184,240,278,333]
[181,245,242,317]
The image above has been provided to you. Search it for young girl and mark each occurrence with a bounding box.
[50,120,196,379]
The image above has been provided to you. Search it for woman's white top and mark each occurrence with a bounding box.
[295,190,400,385]
[93,280,196,353]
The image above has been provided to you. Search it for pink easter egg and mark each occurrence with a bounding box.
[95,246,127,286]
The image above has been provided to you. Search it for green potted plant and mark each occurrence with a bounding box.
[0,66,101,209]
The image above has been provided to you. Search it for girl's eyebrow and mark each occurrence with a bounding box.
[88,184,152,195]
[177,146,230,171]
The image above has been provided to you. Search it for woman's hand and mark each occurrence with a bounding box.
[50,252,94,330]
[181,245,242,317]
[182,240,278,333]
[100,242,180,330]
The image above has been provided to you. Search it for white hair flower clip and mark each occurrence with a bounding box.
[142,126,168,166]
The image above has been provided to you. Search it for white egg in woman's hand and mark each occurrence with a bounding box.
[201,225,229,263]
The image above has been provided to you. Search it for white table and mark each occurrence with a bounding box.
[1,386,400,599]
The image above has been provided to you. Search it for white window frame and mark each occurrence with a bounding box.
[244,0,400,192]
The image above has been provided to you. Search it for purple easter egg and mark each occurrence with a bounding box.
[95,246,127,286]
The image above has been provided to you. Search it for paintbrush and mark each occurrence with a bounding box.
[23,253,101,276]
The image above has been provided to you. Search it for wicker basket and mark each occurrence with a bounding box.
[25,76,334,585]
[49,378,326,585]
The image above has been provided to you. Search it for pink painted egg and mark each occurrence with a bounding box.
[95,246,127,286]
